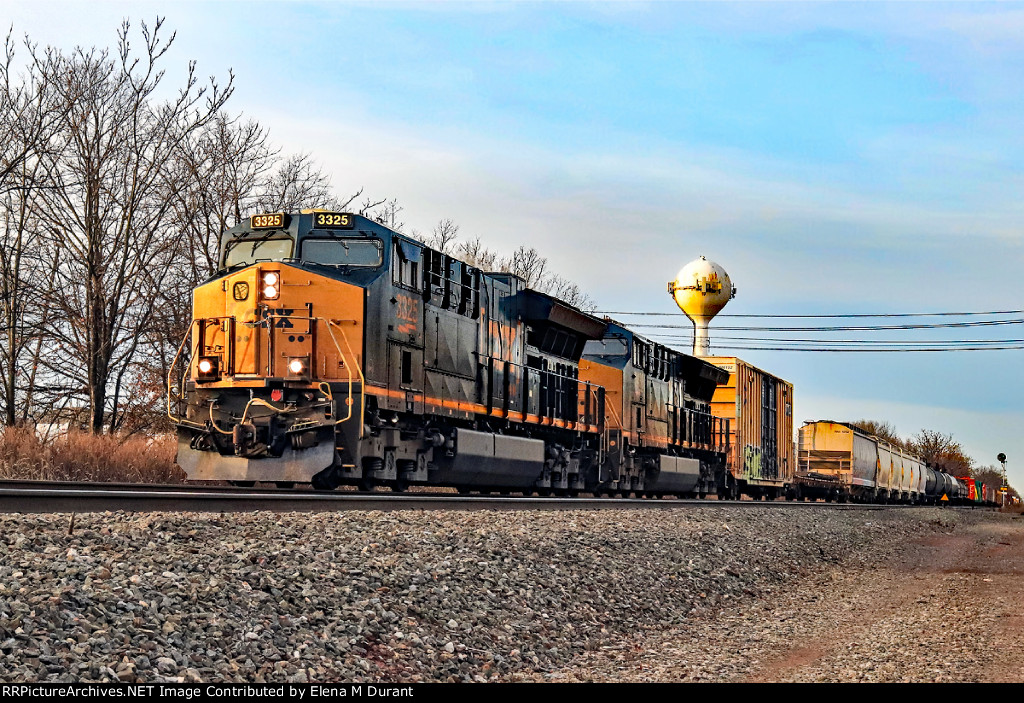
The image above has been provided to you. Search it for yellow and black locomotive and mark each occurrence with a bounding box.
[170,211,730,494]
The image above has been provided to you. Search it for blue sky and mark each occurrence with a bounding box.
[10,1,1024,486]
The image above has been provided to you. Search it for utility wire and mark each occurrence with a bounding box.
[674,345,1024,352]
[598,309,1024,318]
[630,319,1024,332]
[647,334,1024,345]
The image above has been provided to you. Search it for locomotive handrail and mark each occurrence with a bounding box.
[325,319,366,438]
[262,313,365,438]
[167,317,240,430]
[167,320,204,428]
[475,353,608,430]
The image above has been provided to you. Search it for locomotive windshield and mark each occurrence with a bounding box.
[223,237,294,268]
[301,238,383,267]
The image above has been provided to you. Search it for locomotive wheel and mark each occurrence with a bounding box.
[392,477,409,493]
[311,468,342,491]
[275,482,295,489]
[358,477,376,492]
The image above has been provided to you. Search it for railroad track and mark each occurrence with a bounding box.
[0,479,912,514]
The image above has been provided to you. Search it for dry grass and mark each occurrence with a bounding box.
[0,426,184,484]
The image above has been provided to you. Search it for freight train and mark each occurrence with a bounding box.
[168,210,998,506]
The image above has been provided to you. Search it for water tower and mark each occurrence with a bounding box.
[667,256,736,357]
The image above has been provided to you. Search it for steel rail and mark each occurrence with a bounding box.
[0,480,918,514]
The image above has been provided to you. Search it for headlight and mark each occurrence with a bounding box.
[196,356,221,381]
[286,356,309,379]
[261,271,280,299]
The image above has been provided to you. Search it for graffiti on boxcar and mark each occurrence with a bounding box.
[744,444,763,478]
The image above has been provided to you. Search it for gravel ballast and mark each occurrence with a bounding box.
[0,506,1010,682]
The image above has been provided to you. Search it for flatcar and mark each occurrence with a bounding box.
[169,211,731,495]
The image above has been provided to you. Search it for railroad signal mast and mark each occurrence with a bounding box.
[998,453,1008,508]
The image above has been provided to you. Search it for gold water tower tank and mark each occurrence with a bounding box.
[667,256,736,357]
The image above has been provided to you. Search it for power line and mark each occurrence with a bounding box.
[647,334,1024,345]
[598,309,1024,319]
[679,345,1024,352]
[629,319,1024,332]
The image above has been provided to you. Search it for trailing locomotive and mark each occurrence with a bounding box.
[169,211,731,495]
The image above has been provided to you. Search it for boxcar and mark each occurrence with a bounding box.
[704,357,793,500]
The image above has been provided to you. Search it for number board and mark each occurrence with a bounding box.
[312,212,355,229]
[251,213,285,229]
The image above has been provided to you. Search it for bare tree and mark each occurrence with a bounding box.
[425,218,460,254]
[850,419,904,448]
[907,429,973,475]
[256,152,335,214]
[370,198,403,231]
[546,273,596,312]
[458,236,499,271]
[499,245,548,289]
[168,113,278,282]
[0,30,66,194]
[36,18,233,433]
[0,32,67,426]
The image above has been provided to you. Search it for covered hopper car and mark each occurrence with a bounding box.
[796,421,984,505]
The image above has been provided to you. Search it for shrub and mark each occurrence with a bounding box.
[0,426,184,483]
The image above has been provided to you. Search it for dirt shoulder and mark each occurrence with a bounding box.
[513,509,1024,683]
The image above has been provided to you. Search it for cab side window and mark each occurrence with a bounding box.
[392,241,421,290]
